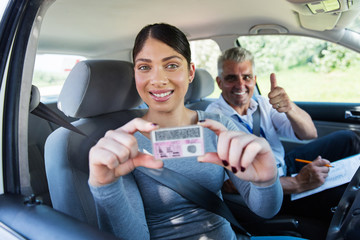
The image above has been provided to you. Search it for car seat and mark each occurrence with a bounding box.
[44,60,145,227]
[28,97,79,207]
[185,68,215,110]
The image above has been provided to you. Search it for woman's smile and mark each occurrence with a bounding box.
[149,89,174,102]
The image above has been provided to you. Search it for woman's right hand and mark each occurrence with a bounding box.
[88,118,164,187]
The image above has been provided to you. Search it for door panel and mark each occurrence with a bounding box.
[281,102,360,152]
[0,194,118,240]
[298,102,360,136]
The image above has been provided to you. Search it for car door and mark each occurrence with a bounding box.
[0,1,117,239]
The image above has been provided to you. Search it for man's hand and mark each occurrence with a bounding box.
[280,156,331,194]
[268,73,293,113]
[267,72,317,140]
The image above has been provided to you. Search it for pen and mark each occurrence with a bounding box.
[295,158,333,168]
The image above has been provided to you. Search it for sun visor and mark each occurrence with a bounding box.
[287,0,360,31]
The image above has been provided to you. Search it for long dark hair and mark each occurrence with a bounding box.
[132,23,191,68]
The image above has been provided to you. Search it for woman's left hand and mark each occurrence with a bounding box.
[198,119,277,187]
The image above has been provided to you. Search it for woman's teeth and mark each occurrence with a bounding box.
[153,91,172,97]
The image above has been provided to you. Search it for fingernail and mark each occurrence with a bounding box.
[198,156,204,162]
[199,119,205,123]
[240,167,246,172]
[231,166,238,173]
[222,160,229,166]
[151,123,158,126]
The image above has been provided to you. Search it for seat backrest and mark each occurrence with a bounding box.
[185,68,215,110]
[45,60,145,227]
[28,102,77,206]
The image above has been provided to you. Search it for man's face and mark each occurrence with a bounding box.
[216,60,256,111]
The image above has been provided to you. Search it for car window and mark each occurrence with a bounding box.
[190,39,221,98]
[237,35,360,103]
[0,0,10,195]
[33,54,86,103]
[0,1,8,21]
[347,13,360,33]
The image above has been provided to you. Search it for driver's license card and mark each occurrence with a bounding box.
[151,125,205,159]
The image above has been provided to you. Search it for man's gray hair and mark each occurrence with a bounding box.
[217,47,255,77]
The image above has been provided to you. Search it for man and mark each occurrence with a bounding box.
[206,47,360,229]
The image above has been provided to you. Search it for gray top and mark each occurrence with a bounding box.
[89,111,283,240]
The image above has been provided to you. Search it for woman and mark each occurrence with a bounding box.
[88,23,289,240]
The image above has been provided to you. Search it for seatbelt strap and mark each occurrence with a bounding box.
[30,102,251,237]
[136,167,251,236]
[252,106,261,137]
[31,102,87,137]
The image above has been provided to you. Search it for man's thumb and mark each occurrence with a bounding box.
[270,73,277,91]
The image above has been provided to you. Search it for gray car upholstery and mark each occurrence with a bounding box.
[57,60,143,118]
[28,100,79,206]
[185,68,215,110]
[45,60,146,227]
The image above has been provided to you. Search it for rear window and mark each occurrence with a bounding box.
[190,39,221,98]
[33,54,86,103]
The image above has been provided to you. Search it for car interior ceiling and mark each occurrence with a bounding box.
[36,0,360,58]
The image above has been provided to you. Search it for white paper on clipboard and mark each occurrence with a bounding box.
[291,153,360,201]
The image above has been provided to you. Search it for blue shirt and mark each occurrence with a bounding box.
[206,95,300,176]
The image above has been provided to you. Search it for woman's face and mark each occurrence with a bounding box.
[134,37,195,113]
